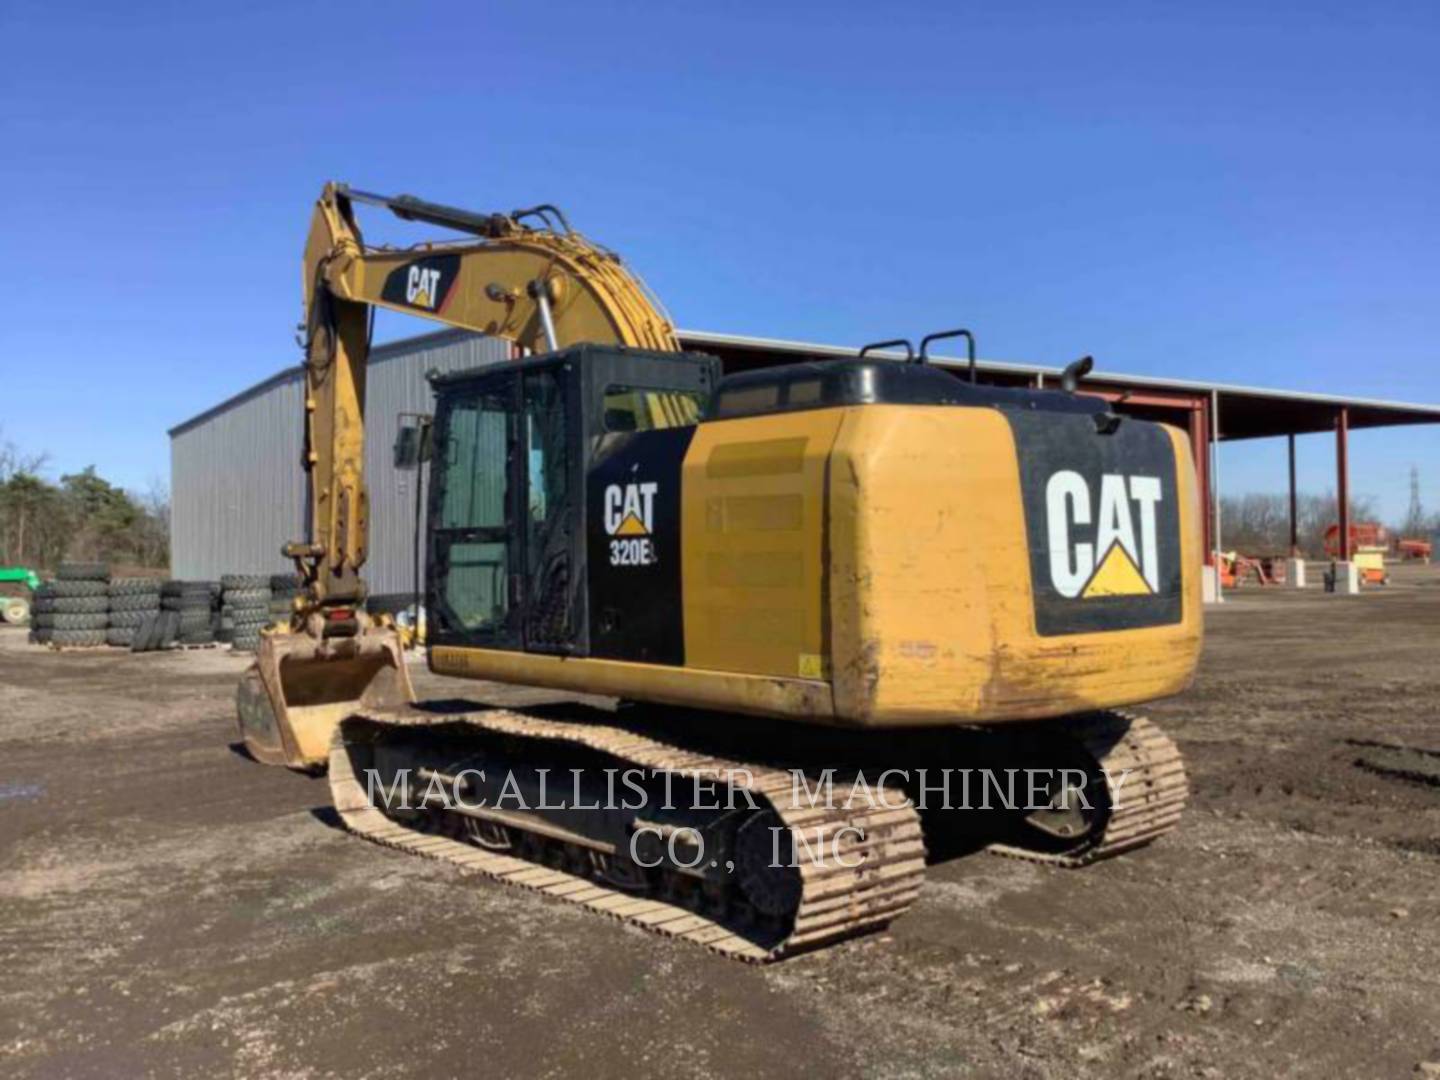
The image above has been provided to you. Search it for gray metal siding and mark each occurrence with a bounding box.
[170,370,306,580]
[362,334,510,599]
[170,332,509,595]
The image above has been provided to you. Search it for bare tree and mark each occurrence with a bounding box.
[132,478,172,570]
[0,427,48,485]
[1219,490,1378,556]
[0,429,170,571]
[0,427,55,566]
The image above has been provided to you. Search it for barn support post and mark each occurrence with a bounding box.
[1286,433,1306,587]
[1336,407,1351,560]
[1331,406,1358,593]
[1203,390,1224,603]
[1288,434,1299,553]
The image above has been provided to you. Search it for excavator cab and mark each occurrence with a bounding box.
[425,345,716,659]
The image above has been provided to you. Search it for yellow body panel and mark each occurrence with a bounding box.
[681,411,844,679]
[431,646,833,719]
[826,406,1201,725]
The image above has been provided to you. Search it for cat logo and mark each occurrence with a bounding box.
[604,482,658,566]
[406,265,442,309]
[381,255,459,313]
[1046,470,1163,599]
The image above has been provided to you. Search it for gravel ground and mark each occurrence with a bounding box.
[2,567,1438,1079]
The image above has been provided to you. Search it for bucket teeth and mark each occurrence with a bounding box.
[238,627,415,770]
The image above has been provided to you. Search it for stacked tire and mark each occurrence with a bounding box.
[269,576,299,616]
[107,578,162,647]
[29,583,56,645]
[221,575,272,653]
[39,563,110,647]
[268,574,301,622]
[161,581,219,647]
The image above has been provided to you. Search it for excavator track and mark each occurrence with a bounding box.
[329,707,927,962]
[986,711,1189,867]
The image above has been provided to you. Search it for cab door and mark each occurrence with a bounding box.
[518,363,579,653]
[429,369,523,649]
[428,360,580,654]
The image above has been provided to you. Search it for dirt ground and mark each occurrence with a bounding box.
[2,568,1439,1079]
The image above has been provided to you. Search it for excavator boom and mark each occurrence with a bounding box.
[238,182,679,769]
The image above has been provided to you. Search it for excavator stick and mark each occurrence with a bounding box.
[236,624,414,771]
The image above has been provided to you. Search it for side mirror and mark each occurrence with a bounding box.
[393,417,433,469]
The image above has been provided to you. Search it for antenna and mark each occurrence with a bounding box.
[1406,464,1425,534]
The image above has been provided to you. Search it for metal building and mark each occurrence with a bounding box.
[168,330,509,605]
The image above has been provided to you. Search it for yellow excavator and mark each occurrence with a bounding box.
[238,182,1201,961]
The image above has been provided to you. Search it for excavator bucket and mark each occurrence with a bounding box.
[236,627,415,771]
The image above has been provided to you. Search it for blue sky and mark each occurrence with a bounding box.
[2,1,1436,520]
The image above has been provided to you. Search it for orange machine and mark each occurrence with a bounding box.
[1324,522,1389,585]
[1216,552,1286,588]
[1397,538,1432,562]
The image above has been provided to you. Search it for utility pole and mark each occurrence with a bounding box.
[1405,465,1424,537]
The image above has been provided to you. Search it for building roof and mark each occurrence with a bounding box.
[167,328,476,437]
[679,329,1440,441]
[170,326,1440,442]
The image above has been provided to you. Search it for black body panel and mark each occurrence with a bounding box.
[586,426,695,664]
[1007,411,1183,636]
[709,358,1108,421]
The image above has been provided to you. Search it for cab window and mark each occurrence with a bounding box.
[603,385,704,432]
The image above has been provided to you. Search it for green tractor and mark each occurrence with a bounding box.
[0,567,41,625]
